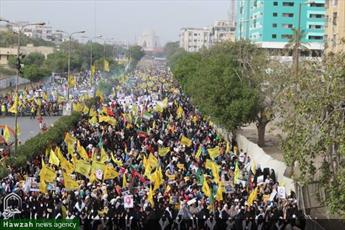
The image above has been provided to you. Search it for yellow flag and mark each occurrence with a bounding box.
[73,102,84,112]
[226,142,230,154]
[75,160,91,177]
[202,175,211,197]
[176,106,184,119]
[61,158,75,174]
[63,173,79,191]
[215,181,225,201]
[208,146,220,160]
[40,165,56,183]
[100,147,108,163]
[64,132,76,145]
[110,153,123,166]
[247,187,258,205]
[147,186,155,207]
[89,116,98,125]
[3,125,11,143]
[195,146,202,159]
[148,153,159,169]
[162,98,168,108]
[67,143,75,159]
[180,136,192,147]
[155,104,163,113]
[99,115,117,126]
[39,180,47,194]
[122,173,127,188]
[77,141,89,161]
[158,147,170,157]
[49,149,60,166]
[205,159,220,183]
[68,75,76,88]
[83,105,89,114]
[104,59,110,72]
[96,90,104,102]
[104,165,118,180]
[57,148,75,174]
[234,162,240,184]
[8,96,18,114]
[89,108,97,117]
[91,161,106,174]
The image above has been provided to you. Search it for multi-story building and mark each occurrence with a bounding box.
[179,20,235,52]
[179,27,211,52]
[236,0,326,55]
[210,20,236,44]
[325,0,345,52]
[10,22,64,43]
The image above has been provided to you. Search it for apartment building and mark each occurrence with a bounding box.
[179,20,235,52]
[179,27,211,52]
[325,0,345,52]
[10,22,64,43]
[236,0,326,54]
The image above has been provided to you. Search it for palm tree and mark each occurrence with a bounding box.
[285,28,309,76]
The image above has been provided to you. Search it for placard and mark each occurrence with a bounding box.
[124,195,134,208]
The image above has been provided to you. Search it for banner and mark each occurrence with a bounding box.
[75,160,91,177]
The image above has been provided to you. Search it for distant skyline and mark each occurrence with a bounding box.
[0,0,231,45]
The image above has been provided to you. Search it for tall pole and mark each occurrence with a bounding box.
[90,40,93,69]
[14,27,20,155]
[67,35,71,100]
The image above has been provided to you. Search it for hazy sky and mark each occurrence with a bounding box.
[0,0,231,45]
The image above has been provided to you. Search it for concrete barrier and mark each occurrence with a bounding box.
[236,134,294,193]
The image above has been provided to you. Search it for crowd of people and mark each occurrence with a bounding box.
[0,58,305,230]
[0,70,98,118]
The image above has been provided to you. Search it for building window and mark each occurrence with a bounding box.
[333,12,337,26]
[272,34,277,39]
[282,24,293,29]
[282,13,294,17]
[273,2,278,6]
[310,2,324,7]
[333,0,338,6]
[308,35,323,40]
[282,2,294,7]
[309,24,322,29]
[282,34,293,39]
[273,12,278,17]
[309,14,325,19]
[272,23,277,28]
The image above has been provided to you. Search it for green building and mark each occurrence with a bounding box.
[236,0,325,53]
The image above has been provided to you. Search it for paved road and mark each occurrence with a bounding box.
[0,116,61,143]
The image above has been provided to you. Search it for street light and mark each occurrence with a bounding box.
[0,19,45,155]
[56,30,85,100]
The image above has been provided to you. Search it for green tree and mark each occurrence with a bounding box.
[44,51,68,73]
[22,64,50,82]
[22,52,45,66]
[128,45,145,63]
[278,53,345,216]
[171,42,260,133]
